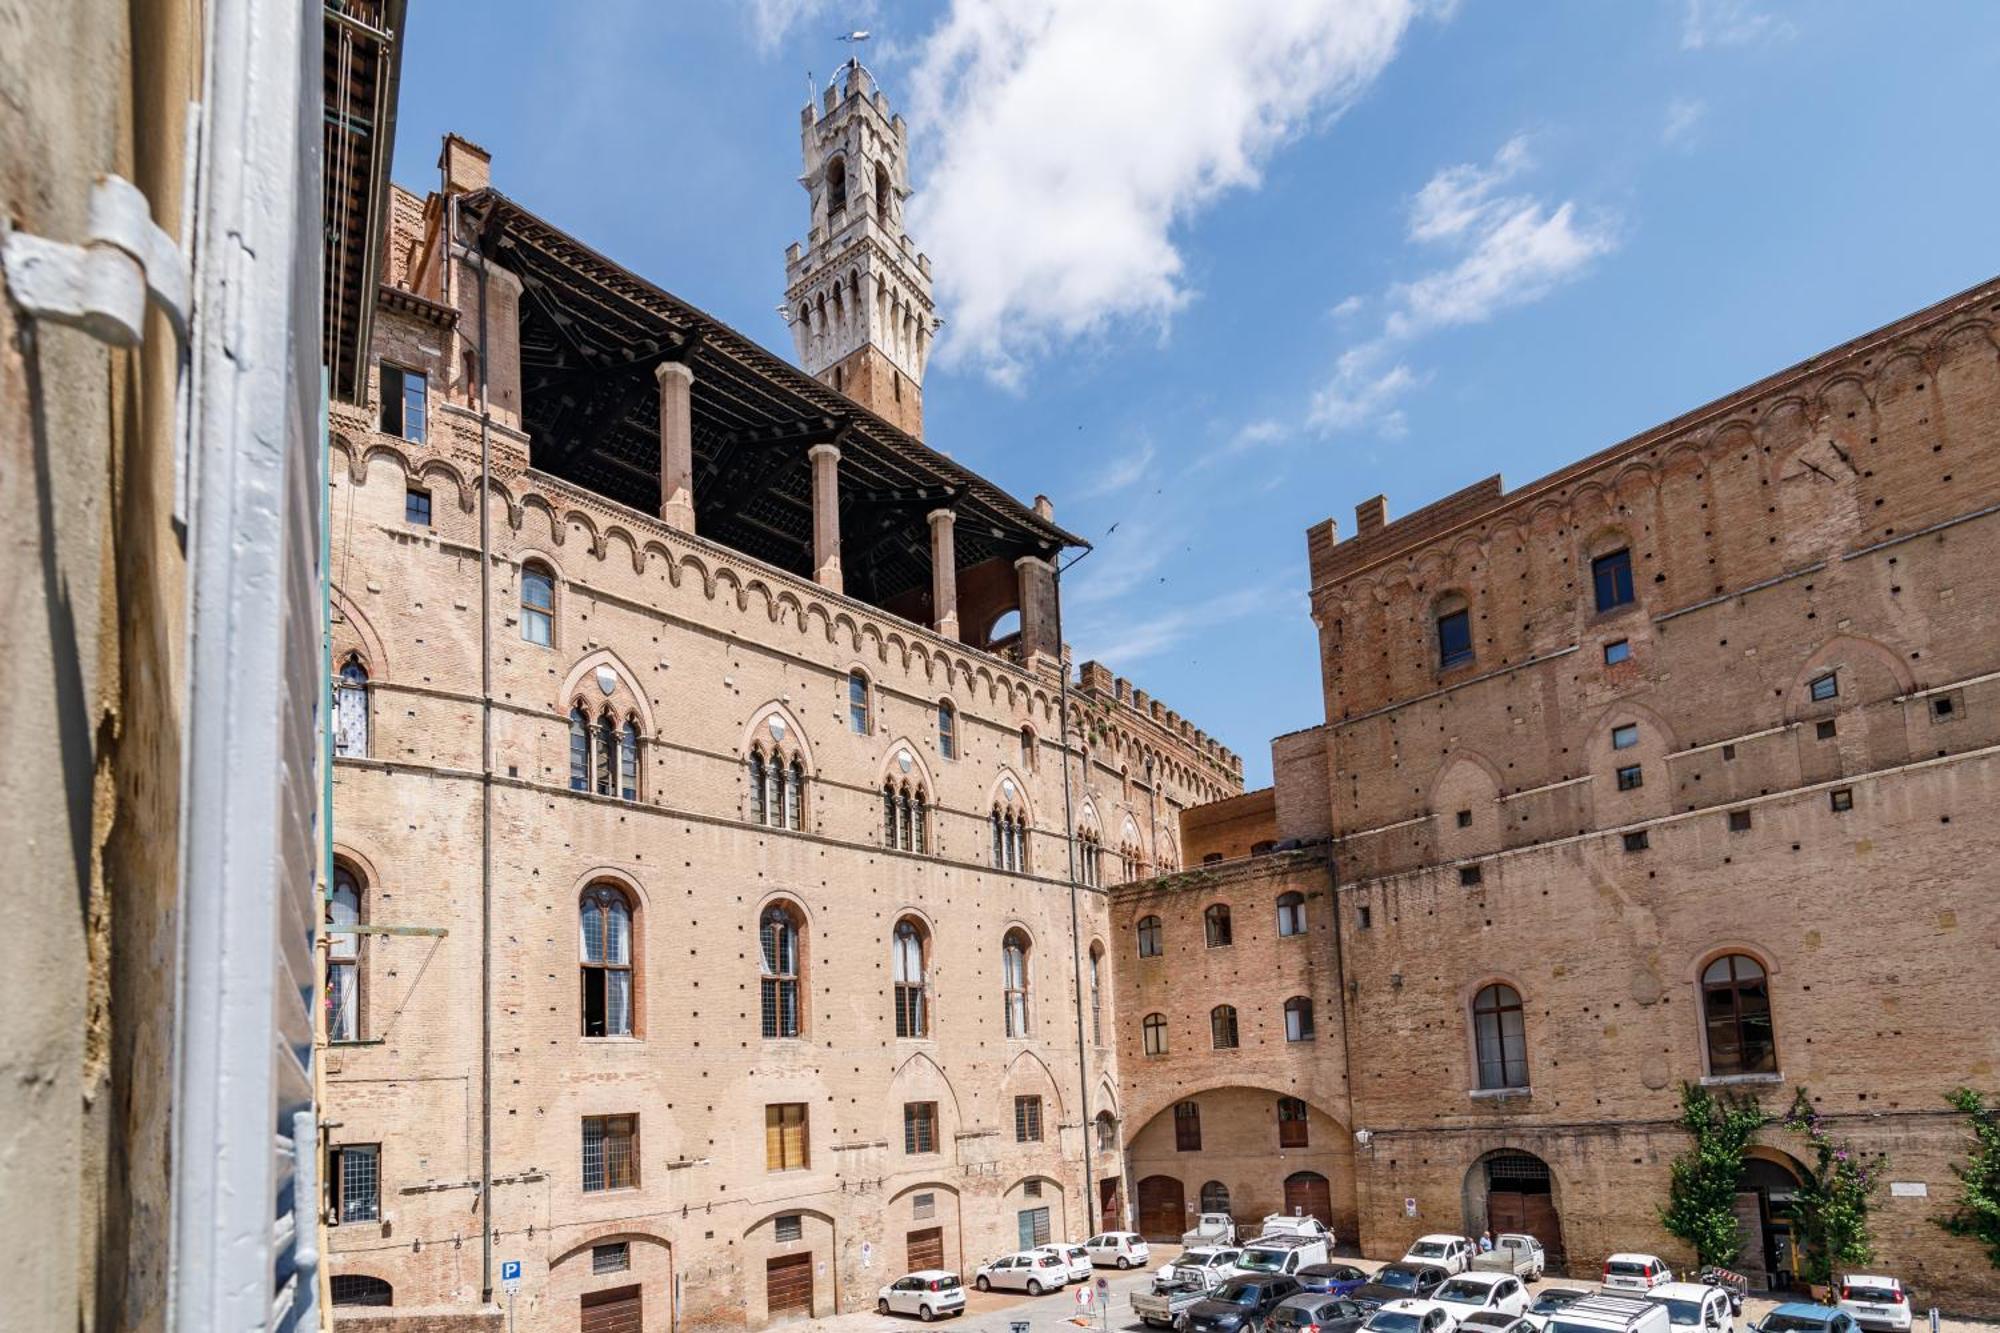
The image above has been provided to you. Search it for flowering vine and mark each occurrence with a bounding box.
[1783,1087,1885,1286]
[1938,1087,2000,1269]
[1662,1082,1768,1267]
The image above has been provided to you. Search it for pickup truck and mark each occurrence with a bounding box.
[1236,1234,1332,1278]
[1471,1233,1546,1281]
[1184,1213,1240,1247]
[1158,1247,1245,1289]
[1260,1215,1336,1244]
[1134,1275,1213,1331]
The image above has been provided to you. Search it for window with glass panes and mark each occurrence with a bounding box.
[581,1115,637,1192]
[765,1103,809,1170]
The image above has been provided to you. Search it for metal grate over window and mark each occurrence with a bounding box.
[593,1242,631,1275]
[582,1115,638,1192]
[337,1144,380,1223]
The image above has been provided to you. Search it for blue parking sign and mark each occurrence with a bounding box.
[501,1259,522,1292]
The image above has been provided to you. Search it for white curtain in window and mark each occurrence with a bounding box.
[334,660,369,757]
[328,872,360,1041]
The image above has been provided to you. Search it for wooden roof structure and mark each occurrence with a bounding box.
[459,189,1084,610]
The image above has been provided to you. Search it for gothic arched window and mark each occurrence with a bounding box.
[1473,982,1529,1090]
[327,865,363,1042]
[580,884,634,1037]
[334,655,370,757]
[1002,929,1031,1038]
[893,918,928,1038]
[760,903,804,1038]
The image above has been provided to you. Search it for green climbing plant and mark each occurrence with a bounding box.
[1783,1087,1886,1287]
[1662,1082,1768,1267]
[1938,1087,2000,1269]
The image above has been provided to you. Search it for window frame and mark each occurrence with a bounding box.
[1210,1003,1239,1050]
[760,902,805,1039]
[848,670,872,733]
[581,1114,639,1193]
[1002,929,1031,1038]
[1611,723,1639,750]
[1283,995,1315,1043]
[1276,891,1307,937]
[1173,1100,1202,1152]
[1472,982,1529,1090]
[1701,953,1777,1077]
[904,1100,939,1155]
[1604,638,1631,665]
[379,363,428,443]
[1437,604,1474,670]
[1014,1094,1044,1144]
[1277,1096,1310,1148]
[580,883,637,1038]
[893,918,929,1039]
[1809,672,1839,703]
[937,700,958,760]
[404,485,432,526]
[1142,1012,1168,1057]
[330,1142,381,1224]
[1203,903,1233,949]
[1136,914,1164,958]
[1592,548,1635,612]
[1616,763,1644,791]
[334,654,370,760]
[326,864,364,1042]
[765,1102,811,1172]
[519,562,555,647]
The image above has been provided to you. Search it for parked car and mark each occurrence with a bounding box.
[1186,1213,1242,1247]
[1237,1234,1333,1278]
[1188,1275,1306,1333]
[1643,1283,1734,1333]
[1524,1288,1595,1331]
[1270,1294,1374,1333]
[1471,1234,1546,1281]
[877,1271,967,1321]
[1536,1293,1672,1333]
[1461,1315,1540,1333]
[1754,1305,1863,1333]
[1403,1236,1478,1275]
[1432,1273,1530,1319]
[1162,1247,1246,1289]
[1837,1276,1912,1333]
[1353,1264,1451,1306]
[1363,1297,1462,1333]
[1601,1255,1675,1294]
[1085,1232,1151,1269]
[973,1250,1071,1294]
[1036,1243,1093,1284]
[1298,1265,1374,1297]
[1135,1274,1216,1331]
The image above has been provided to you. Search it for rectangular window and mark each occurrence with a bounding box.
[1357,904,1372,930]
[1437,608,1473,669]
[1616,764,1644,791]
[904,1102,938,1155]
[775,1213,804,1243]
[1278,1097,1310,1148]
[766,1103,809,1172]
[1604,638,1631,665]
[1014,1095,1043,1143]
[1830,787,1854,813]
[1024,1178,1042,1199]
[593,1242,631,1275]
[331,1143,380,1223]
[1816,719,1838,740]
[379,365,428,443]
[1019,1206,1052,1248]
[1459,864,1482,887]
[582,1115,638,1193]
[1810,673,1838,702]
[1721,743,1737,761]
[913,1192,935,1220]
[1932,695,1957,719]
[1592,548,1635,611]
[405,487,432,525]
[1728,809,1753,833]
[1456,809,1473,828]
[1174,1101,1202,1152]
[1612,723,1639,750]
[1623,830,1649,852]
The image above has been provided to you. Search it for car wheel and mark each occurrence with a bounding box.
[879,1300,892,1315]
[1173,1316,1190,1333]
[1027,1280,1043,1296]
[1118,1257,1133,1270]
[976,1277,991,1293]
[920,1306,936,1322]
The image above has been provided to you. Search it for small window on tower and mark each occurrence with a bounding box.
[405,487,432,526]
[1604,639,1631,665]
[1456,809,1473,828]
[826,156,848,214]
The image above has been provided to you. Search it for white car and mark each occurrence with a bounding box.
[1601,1255,1674,1294]
[1036,1242,1093,1284]
[1433,1273,1530,1319]
[1838,1276,1912,1333]
[877,1271,967,1321]
[1461,1315,1539,1333]
[1365,1297,1462,1333]
[1644,1282,1733,1333]
[1160,1246,1244,1287]
[975,1250,1071,1295]
[1403,1236,1478,1275]
[1086,1232,1152,1268]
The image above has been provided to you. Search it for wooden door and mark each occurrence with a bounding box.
[1100,1178,1122,1232]
[767,1254,814,1321]
[1284,1172,1333,1226]
[907,1227,945,1273]
[1732,1192,1769,1290]
[580,1285,642,1333]
[1137,1176,1186,1241]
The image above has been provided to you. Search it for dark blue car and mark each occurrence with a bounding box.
[1297,1266,1373,1298]
[1756,1304,1862,1333]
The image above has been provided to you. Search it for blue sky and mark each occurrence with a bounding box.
[392,1,2000,786]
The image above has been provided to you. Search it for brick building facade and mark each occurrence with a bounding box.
[1112,275,2000,1310]
[321,98,1241,1331]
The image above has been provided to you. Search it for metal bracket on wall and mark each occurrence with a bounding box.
[1,173,190,347]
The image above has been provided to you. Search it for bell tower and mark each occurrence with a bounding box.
[784,60,934,439]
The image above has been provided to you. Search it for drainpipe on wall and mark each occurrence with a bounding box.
[1051,549,1096,1230]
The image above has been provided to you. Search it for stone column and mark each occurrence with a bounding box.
[655,361,696,533]
[928,508,959,641]
[810,442,843,592]
[1015,554,1059,663]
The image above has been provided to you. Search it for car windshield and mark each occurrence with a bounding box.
[1412,1243,1447,1257]
[1763,1317,1833,1333]
[1438,1281,1490,1302]
[1239,1251,1285,1273]
[1377,1269,1423,1291]
[1655,1300,1704,1325]
[1367,1314,1424,1333]
[1217,1284,1263,1306]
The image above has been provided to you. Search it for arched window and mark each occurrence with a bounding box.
[1204,903,1233,948]
[595,712,616,796]
[1284,996,1315,1043]
[1078,828,1103,887]
[1702,954,1776,1075]
[1277,1096,1309,1148]
[334,655,370,757]
[785,757,804,830]
[848,670,871,733]
[827,155,848,213]
[1020,726,1037,771]
[750,745,805,830]
[748,749,768,824]
[1002,929,1030,1038]
[1276,891,1307,937]
[326,865,362,1042]
[1089,943,1104,1045]
[620,720,640,801]
[520,563,554,646]
[580,885,634,1037]
[1096,1110,1117,1152]
[875,161,892,226]
[330,1274,394,1307]
[893,918,928,1038]
[1200,1181,1231,1214]
[885,780,929,852]
[1142,1012,1167,1056]
[1136,915,1164,958]
[991,801,1029,872]
[569,707,590,791]
[1473,982,1529,1089]
[938,700,957,760]
[1210,1004,1239,1050]
[760,904,803,1038]
[1436,593,1473,669]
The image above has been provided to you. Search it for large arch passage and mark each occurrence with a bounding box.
[1462,1149,1565,1275]
[1736,1148,1809,1293]
[1136,1175,1186,1242]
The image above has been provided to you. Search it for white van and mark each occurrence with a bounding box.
[1542,1294,1674,1333]
[1235,1234,1332,1277]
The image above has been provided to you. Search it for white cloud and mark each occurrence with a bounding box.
[747,0,872,51]
[1310,137,1617,434]
[1662,96,1707,148]
[1330,294,1366,318]
[1075,440,1158,499]
[1073,583,1287,667]
[1682,0,1795,50]
[905,0,1428,384]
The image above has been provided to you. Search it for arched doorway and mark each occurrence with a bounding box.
[1466,1151,1566,1275]
[1736,1151,1806,1293]
[1137,1175,1186,1242]
[1283,1171,1332,1226]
